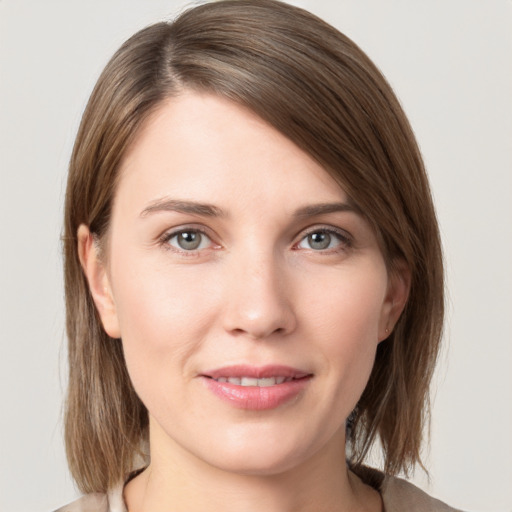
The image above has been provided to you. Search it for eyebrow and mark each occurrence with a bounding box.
[140,198,358,219]
[140,198,226,218]
[293,201,359,218]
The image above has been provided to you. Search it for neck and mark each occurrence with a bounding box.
[124,421,381,512]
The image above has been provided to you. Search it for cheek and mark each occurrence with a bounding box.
[113,253,217,334]
[110,258,221,389]
[301,265,387,395]
[304,263,387,343]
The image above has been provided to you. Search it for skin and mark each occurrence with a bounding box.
[79,91,409,512]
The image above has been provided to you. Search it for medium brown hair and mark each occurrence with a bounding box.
[63,0,443,493]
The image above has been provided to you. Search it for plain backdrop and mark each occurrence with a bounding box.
[1,1,511,511]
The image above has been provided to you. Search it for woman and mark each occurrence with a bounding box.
[57,0,459,510]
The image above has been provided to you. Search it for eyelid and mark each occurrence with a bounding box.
[294,224,353,250]
[159,225,219,253]
[157,223,352,254]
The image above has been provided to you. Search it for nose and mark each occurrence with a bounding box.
[221,249,297,340]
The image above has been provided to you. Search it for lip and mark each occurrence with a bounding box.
[202,364,310,380]
[199,365,312,410]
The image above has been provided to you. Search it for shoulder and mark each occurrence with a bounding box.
[53,493,108,512]
[381,475,464,512]
[53,484,126,512]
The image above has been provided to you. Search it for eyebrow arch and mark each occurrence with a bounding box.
[140,198,226,218]
[294,201,359,218]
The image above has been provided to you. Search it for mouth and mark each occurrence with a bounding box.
[199,365,313,410]
[209,376,301,387]
[201,364,311,384]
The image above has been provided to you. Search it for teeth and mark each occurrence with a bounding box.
[217,376,290,387]
[241,377,258,386]
[258,377,276,387]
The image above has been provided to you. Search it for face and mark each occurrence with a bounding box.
[81,91,407,476]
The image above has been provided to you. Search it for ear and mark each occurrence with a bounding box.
[378,259,411,341]
[77,224,121,339]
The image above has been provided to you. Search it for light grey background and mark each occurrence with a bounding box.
[1,1,511,511]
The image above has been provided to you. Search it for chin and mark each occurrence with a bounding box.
[192,423,334,477]
[207,446,308,477]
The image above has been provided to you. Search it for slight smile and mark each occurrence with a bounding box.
[200,365,313,410]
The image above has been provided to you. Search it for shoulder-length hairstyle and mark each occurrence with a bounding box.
[63,0,443,493]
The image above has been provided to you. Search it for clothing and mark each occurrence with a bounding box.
[380,476,463,511]
[54,474,463,512]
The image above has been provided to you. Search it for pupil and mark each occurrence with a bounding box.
[309,232,330,250]
[178,232,201,250]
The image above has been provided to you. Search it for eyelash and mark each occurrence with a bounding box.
[158,225,352,255]
[294,226,352,253]
[159,226,216,255]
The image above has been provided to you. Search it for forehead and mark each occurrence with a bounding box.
[114,92,349,217]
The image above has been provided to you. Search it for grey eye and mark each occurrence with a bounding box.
[169,230,210,251]
[297,229,349,251]
[307,232,332,250]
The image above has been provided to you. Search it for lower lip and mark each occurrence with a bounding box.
[202,377,311,410]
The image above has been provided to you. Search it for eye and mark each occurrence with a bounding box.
[165,229,212,251]
[296,228,350,251]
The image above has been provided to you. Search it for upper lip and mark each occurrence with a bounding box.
[200,365,312,380]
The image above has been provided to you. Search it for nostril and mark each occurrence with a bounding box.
[221,278,297,339]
